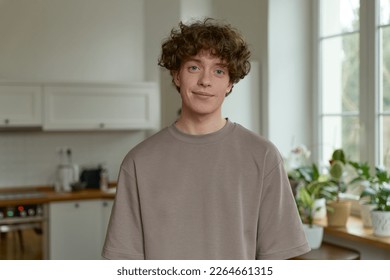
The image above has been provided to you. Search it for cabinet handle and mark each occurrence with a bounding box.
[4,118,10,125]
[99,123,105,128]
[74,203,79,208]
[103,202,108,207]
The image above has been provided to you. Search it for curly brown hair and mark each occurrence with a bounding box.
[158,18,251,94]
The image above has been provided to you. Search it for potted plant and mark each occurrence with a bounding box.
[286,145,312,196]
[288,147,358,226]
[324,149,355,227]
[351,165,388,227]
[295,186,324,249]
[370,185,390,237]
[289,163,336,219]
[359,168,390,236]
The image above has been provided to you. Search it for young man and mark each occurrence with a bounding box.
[102,18,310,260]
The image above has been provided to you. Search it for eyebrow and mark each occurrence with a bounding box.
[185,58,228,68]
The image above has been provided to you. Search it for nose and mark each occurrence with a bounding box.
[198,71,211,87]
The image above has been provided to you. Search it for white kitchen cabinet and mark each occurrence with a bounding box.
[100,199,114,250]
[43,83,159,130]
[49,199,113,260]
[0,85,42,127]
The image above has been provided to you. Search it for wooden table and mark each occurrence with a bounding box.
[292,242,360,260]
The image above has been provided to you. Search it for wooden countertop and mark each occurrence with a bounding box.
[315,216,390,250]
[0,185,115,207]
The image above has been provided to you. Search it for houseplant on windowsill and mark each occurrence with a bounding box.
[291,163,337,219]
[323,149,356,227]
[370,185,390,237]
[286,145,312,195]
[288,147,357,226]
[359,168,390,236]
[351,164,388,227]
[287,145,337,220]
[295,185,324,249]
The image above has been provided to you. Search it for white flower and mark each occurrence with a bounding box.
[285,144,311,171]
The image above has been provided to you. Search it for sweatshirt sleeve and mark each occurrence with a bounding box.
[102,162,145,260]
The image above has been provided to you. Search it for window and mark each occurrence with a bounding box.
[379,0,390,171]
[318,0,360,164]
[317,0,390,172]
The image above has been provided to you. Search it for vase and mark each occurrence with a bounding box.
[359,202,376,228]
[326,200,351,227]
[302,224,323,249]
[371,211,390,237]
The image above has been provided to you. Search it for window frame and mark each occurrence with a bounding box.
[314,0,382,170]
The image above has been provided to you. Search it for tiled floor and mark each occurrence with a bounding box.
[0,229,43,260]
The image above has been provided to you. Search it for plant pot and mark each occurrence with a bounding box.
[302,224,323,249]
[359,202,376,228]
[326,200,351,227]
[371,211,390,237]
[313,198,327,220]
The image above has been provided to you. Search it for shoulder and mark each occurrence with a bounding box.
[230,122,285,176]
[232,123,282,159]
[120,127,171,169]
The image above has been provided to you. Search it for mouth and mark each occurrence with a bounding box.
[192,91,214,97]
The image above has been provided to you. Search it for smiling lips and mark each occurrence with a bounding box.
[193,91,213,97]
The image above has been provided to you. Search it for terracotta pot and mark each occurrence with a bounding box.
[326,200,351,227]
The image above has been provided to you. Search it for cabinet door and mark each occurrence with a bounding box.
[49,200,102,260]
[100,199,114,255]
[43,83,159,130]
[0,85,42,127]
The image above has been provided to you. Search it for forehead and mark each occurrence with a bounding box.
[184,50,227,66]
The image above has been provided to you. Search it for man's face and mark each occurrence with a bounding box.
[173,50,233,118]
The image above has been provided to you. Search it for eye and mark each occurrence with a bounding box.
[215,69,225,75]
[188,65,200,72]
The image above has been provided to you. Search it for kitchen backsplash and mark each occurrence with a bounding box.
[0,130,147,188]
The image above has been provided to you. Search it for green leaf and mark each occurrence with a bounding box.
[330,160,344,181]
[332,149,346,164]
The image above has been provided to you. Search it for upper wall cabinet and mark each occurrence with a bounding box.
[43,83,159,131]
[0,85,42,128]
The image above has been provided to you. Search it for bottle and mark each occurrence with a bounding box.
[100,164,109,192]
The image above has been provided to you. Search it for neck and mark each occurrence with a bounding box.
[175,114,227,135]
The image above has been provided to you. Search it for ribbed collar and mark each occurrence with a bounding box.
[168,119,236,144]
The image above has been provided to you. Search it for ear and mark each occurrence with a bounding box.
[172,71,180,88]
[226,82,233,93]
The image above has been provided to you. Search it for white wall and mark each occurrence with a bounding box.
[144,0,180,83]
[180,0,213,21]
[222,61,260,134]
[267,0,313,156]
[0,131,146,187]
[0,0,144,82]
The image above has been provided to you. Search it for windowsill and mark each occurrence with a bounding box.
[315,216,390,250]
